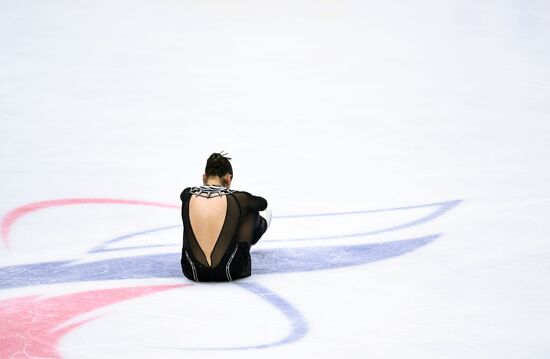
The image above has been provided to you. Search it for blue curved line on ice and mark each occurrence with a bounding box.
[168,282,308,351]
[89,224,180,253]
[0,200,457,352]
[0,235,437,290]
[269,199,460,242]
[89,199,460,253]
[253,234,438,274]
[237,282,308,348]
[275,199,461,218]
[0,237,435,350]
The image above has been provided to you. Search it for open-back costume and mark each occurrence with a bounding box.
[180,185,269,282]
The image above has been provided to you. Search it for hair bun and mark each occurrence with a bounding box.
[208,152,232,169]
[208,153,222,166]
[209,152,230,161]
[211,153,221,161]
[204,151,233,178]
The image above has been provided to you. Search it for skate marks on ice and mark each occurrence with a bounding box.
[0,198,460,288]
[0,198,460,354]
[0,284,185,359]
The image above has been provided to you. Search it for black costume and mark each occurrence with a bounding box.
[180,185,268,282]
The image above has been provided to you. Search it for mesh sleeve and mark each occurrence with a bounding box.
[241,191,268,211]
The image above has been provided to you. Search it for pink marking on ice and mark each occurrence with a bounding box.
[1,198,179,249]
[0,284,186,359]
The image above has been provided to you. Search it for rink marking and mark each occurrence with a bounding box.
[0,284,185,359]
[0,197,460,355]
[165,282,308,351]
[0,198,178,249]
[0,235,438,290]
[0,197,461,250]
[87,199,459,255]
[269,199,460,242]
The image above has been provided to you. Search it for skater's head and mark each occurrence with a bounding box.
[203,152,233,188]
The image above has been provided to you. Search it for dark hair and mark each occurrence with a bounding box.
[205,152,233,178]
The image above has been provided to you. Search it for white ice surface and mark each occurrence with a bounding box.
[1,0,549,358]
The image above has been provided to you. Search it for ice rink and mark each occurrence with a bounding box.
[1,0,549,358]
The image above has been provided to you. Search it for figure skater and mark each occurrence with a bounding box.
[180,152,272,282]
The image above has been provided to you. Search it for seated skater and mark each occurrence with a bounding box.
[180,152,272,282]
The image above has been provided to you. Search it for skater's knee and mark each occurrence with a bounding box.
[252,206,271,245]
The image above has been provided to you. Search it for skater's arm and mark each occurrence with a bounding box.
[242,191,268,212]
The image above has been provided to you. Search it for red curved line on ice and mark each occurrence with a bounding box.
[1,198,179,249]
[0,284,187,359]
